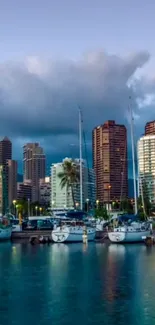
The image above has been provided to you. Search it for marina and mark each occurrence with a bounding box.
[0,1,155,324]
[11,227,106,242]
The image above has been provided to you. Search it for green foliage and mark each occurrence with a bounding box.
[11,199,49,217]
[120,199,133,214]
[112,201,119,209]
[94,207,109,220]
[15,198,28,215]
[58,159,80,208]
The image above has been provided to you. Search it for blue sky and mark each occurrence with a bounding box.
[0,0,155,176]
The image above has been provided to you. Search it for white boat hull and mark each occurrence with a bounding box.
[0,227,12,240]
[108,230,150,243]
[52,226,96,243]
[12,224,21,232]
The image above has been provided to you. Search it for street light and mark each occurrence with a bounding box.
[39,207,43,215]
[96,199,99,209]
[28,198,30,218]
[86,198,89,213]
[52,200,55,209]
[108,185,111,212]
[13,200,16,216]
[35,206,38,216]
[16,204,19,218]
[75,202,79,210]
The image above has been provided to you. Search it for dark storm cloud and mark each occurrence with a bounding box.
[0,50,153,163]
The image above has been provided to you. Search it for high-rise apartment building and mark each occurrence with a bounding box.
[145,120,155,135]
[0,137,12,211]
[7,160,17,206]
[51,159,75,209]
[23,143,46,202]
[51,158,96,209]
[0,165,7,214]
[39,177,51,206]
[0,137,12,165]
[138,134,155,203]
[17,182,32,201]
[92,120,128,203]
[74,159,96,206]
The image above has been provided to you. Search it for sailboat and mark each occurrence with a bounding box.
[52,109,96,243]
[108,101,151,243]
[0,216,12,241]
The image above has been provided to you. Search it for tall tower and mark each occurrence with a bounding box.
[51,158,96,209]
[0,137,12,212]
[145,120,155,135]
[0,136,12,165]
[138,134,155,203]
[23,143,46,202]
[92,120,128,204]
[7,160,17,206]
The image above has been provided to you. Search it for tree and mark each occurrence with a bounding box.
[58,159,80,208]
[94,207,109,220]
[13,198,28,217]
[112,201,120,210]
[120,198,133,214]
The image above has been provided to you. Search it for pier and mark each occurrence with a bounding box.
[11,230,52,240]
[11,230,106,242]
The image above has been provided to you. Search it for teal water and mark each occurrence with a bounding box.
[0,243,155,325]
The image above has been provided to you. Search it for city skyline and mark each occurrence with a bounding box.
[1,117,154,177]
[0,1,155,175]
[0,115,153,210]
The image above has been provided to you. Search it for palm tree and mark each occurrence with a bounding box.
[58,159,80,208]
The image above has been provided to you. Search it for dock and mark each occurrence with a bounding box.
[11,230,52,240]
[11,230,107,243]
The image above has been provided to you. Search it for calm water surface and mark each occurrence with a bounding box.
[0,242,155,325]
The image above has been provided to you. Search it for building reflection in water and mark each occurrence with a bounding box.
[104,245,125,302]
[1,242,155,325]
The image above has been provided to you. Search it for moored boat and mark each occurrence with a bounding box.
[0,216,12,241]
[0,226,12,240]
[108,221,151,243]
[52,221,96,243]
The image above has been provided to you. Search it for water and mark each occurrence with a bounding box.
[0,242,155,325]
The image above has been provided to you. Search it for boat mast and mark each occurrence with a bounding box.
[129,98,138,215]
[79,107,83,210]
[139,176,147,218]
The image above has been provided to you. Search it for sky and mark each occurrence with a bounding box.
[0,0,155,176]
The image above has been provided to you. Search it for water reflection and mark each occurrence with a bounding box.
[0,243,155,325]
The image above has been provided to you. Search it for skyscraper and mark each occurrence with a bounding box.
[145,120,155,135]
[51,158,96,209]
[0,165,7,214]
[39,177,51,206]
[0,137,12,211]
[23,143,46,202]
[7,160,17,206]
[92,120,128,204]
[0,137,12,165]
[138,134,155,203]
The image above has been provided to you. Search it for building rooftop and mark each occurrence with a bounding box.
[0,136,11,142]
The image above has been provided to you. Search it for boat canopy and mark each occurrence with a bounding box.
[66,211,87,220]
[116,214,138,223]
